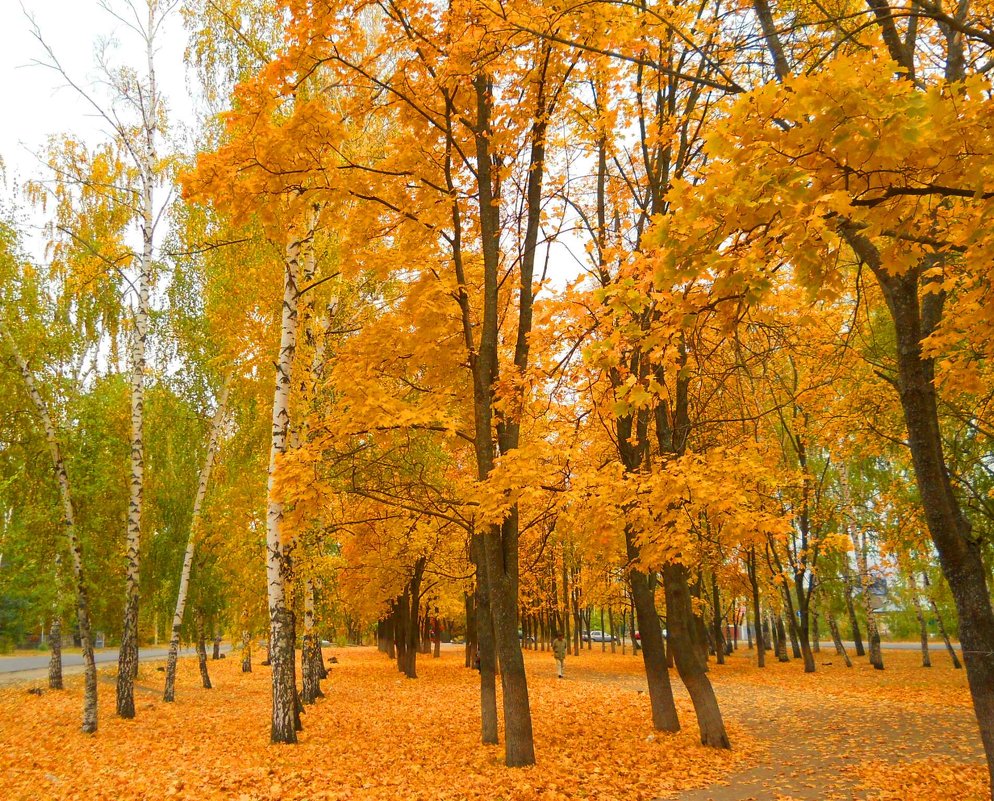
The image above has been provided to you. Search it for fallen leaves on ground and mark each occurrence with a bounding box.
[0,647,755,801]
[0,646,987,801]
[859,758,989,801]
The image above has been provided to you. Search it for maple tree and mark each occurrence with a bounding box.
[3,0,994,795]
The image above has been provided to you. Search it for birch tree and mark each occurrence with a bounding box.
[28,0,174,719]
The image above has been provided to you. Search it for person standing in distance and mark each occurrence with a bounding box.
[552,632,567,679]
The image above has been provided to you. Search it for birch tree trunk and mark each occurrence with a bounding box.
[266,226,308,744]
[48,617,63,690]
[851,528,884,670]
[301,577,324,703]
[3,322,97,732]
[117,6,160,719]
[164,377,231,702]
[242,629,252,673]
[49,551,64,690]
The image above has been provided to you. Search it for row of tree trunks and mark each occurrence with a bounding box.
[381,558,428,680]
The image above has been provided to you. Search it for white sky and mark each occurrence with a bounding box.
[0,0,194,216]
[0,0,585,285]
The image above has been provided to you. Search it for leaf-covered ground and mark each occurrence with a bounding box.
[0,645,985,801]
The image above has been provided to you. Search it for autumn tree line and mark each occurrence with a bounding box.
[2,0,994,785]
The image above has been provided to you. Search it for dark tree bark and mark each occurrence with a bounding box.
[828,616,852,668]
[196,620,212,690]
[628,555,680,732]
[842,231,994,782]
[472,539,499,746]
[663,562,730,748]
[774,615,790,662]
[908,572,931,668]
[464,591,476,668]
[711,574,725,666]
[747,550,765,668]
[843,563,865,656]
[931,596,963,669]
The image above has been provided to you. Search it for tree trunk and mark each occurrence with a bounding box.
[786,607,802,660]
[48,617,63,690]
[711,574,725,666]
[465,591,476,668]
[472,537,499,745]
[265,229,309,745]
[196,618,212,690]
[908,572,931,668]
[213,634,221,660]
[857,254,994,776]
[459,73,543,767]
[851,528,884,670]
[627,538,680,732]
[164,378,230,702]
[302,577,324,702]
[663,562,730,748]
[930,596,963,669]
[242,629,252,673]
[843,563,865,656]
[117,163,154,720]
[828,616,852,668]
[775,615,790,662]
[433,611,441,659]
[3,323,97,732]
[748,552,764,668]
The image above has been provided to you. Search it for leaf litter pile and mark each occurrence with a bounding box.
[0,647,986,801]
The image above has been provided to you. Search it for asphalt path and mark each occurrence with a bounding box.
[821,639,961,652]
[0,644,232,684]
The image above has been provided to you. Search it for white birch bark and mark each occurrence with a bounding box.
[267,224,310,744]
[117,0,162,720]
[163,375,232,701]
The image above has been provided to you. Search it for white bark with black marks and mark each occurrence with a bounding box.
[164,376,231,701]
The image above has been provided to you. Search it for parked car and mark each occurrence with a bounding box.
[583,630,617,643]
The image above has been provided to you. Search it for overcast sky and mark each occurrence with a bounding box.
[0,0,194,212]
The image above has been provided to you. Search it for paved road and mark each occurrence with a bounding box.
[820,640,961,652]
[0,644,232,683]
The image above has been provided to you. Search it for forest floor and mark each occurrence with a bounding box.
[0,644,985,801]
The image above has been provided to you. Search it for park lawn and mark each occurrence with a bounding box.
[0,646,985,801]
